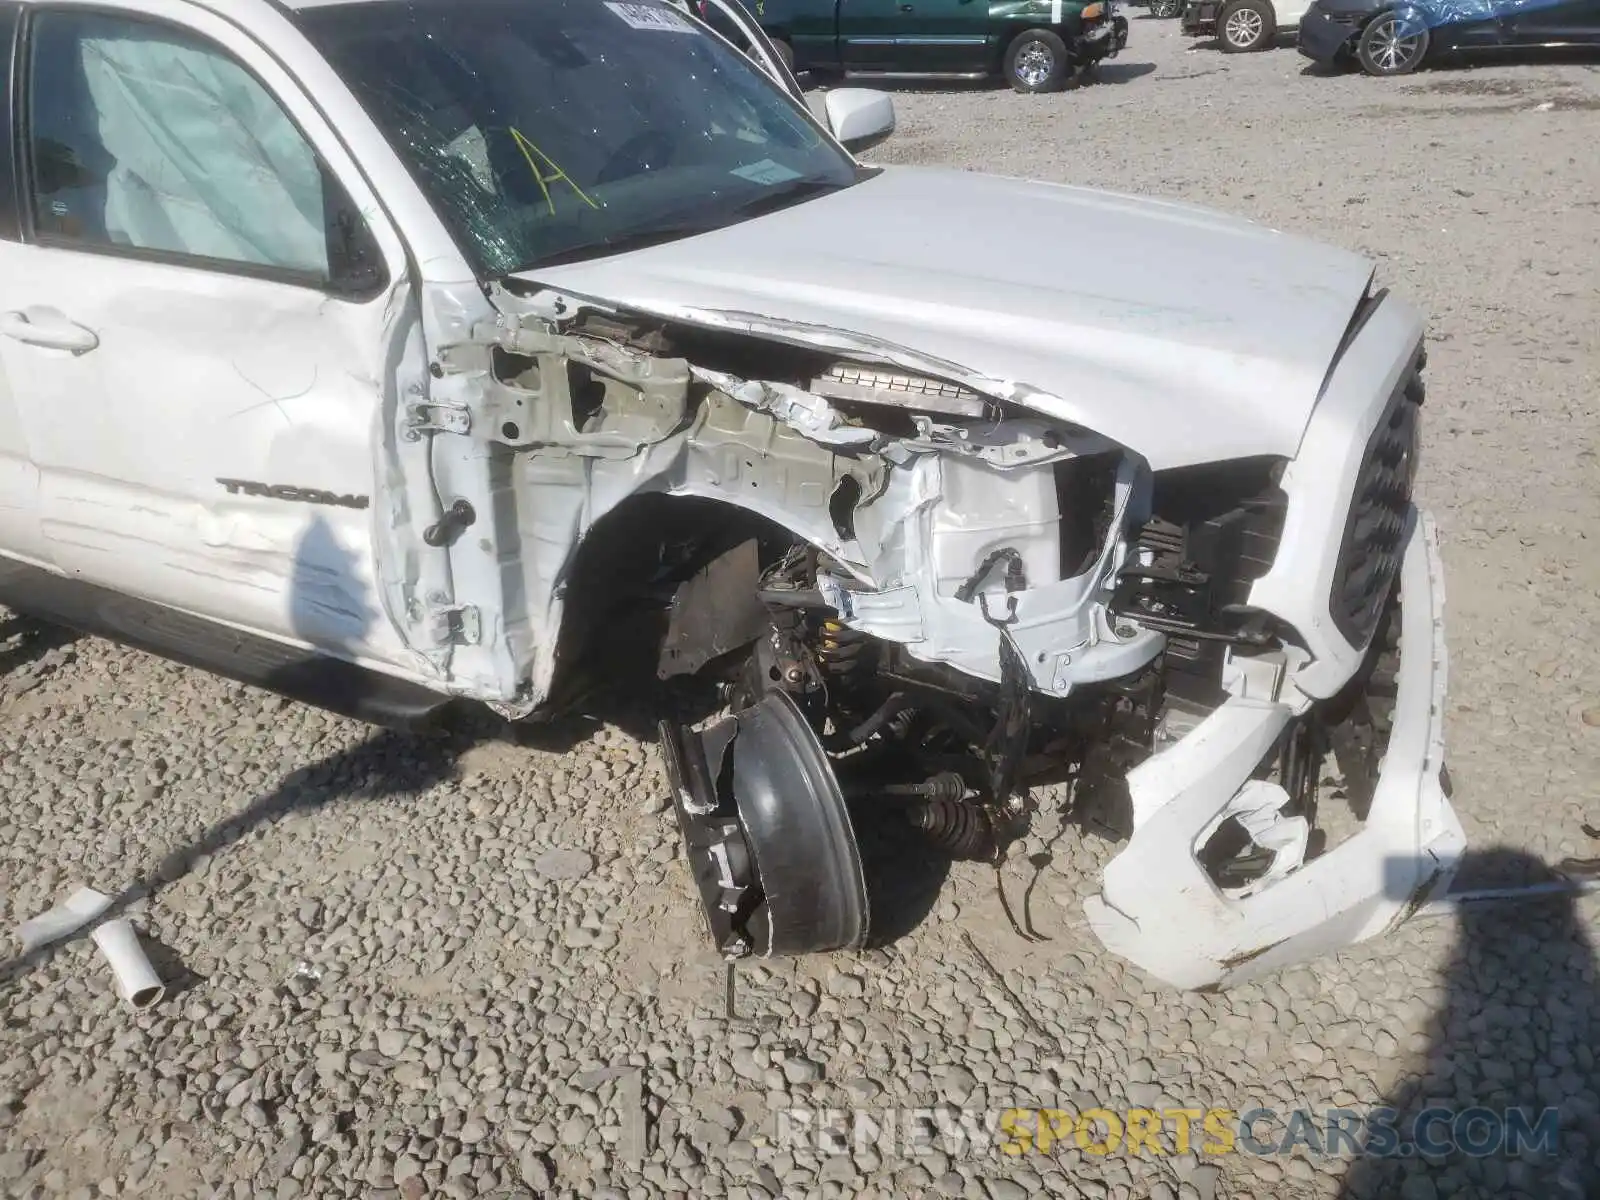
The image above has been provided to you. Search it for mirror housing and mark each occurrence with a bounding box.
[821,88,895,154]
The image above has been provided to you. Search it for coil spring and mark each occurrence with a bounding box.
[908,799,994,861]
[817,618,871,680]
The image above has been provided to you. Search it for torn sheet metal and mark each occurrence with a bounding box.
[898,415,1115,469]
[442,296,1145,709]
[1085,515,1464,990]
[490,277,1119,464]
[690,365,877,449]
[442,322,692,459]
[508,386,890,704]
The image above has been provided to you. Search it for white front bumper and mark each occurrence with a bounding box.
[1084,510,1464,990]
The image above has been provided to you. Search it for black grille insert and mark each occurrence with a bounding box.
[1331,358,1422,647]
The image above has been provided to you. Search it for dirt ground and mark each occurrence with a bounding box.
[3,18,1599,1200]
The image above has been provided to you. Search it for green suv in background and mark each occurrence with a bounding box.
[696,0,1130,91]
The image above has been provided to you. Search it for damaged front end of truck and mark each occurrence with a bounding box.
[405,271,1464,991]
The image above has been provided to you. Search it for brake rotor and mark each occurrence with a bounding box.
[659,691,868,959]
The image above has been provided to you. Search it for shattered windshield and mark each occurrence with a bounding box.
[297,0,858,277]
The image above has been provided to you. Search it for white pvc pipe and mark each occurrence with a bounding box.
[17,886,113,952]
[90,919,165,1010]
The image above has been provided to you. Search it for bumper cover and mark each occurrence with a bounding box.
[1081,14,1131,56]
[1085,510,1464,990]
[1297,6,1359,60]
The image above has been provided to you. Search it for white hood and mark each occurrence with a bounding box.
[516,165,1376,470]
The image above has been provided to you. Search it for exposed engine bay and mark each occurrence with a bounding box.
[439,282,1466,990]
[649,501,1407,971]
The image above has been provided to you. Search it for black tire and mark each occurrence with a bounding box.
[1148,0,1183,17]
[772,37,795,74]
[1217,0,1276,50]
[1356,10,1429,74]
[1004,28,1071,93]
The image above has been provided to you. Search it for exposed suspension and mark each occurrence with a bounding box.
[817,617,873,681]
[908,795,994,860]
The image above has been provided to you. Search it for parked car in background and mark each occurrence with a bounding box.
[1297,0,1600,73]
[699,0,1131,92]
[1183,0,1310,48]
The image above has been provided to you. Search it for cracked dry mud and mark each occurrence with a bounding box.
[3,20,1599,1200]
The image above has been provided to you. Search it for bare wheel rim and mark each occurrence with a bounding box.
[1014,42,1055,85]
[1369,16,1422,70]
[1224,7,1264,43]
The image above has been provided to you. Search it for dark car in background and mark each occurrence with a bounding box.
[698,0,1131,91]
[1297,0,1600,73]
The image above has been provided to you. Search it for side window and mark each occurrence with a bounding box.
[0,3,19,242]
[25,9,384,291]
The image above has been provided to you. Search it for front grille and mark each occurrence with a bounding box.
[1330,359,1422,647]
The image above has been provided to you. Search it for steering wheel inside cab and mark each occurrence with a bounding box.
[595,129,678,185]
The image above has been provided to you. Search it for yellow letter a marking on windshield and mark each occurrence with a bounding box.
[509,127,599,214]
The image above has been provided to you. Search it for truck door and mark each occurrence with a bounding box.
[838,0,908,69]
[1504,0,1600,41]
[0,0,429,680]
[0,1,46,568]
[893,0,992,71]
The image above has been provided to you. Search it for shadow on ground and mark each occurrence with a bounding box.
[0,703,962,990]
[1085,60,1159,84]
[0,726,471,993]
[0,614,78,678]
[1422,45,1600,72]
[852,800,954,948]
[1338,846,1600,1199]
[0,517,974,997]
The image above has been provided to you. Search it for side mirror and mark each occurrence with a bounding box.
[822,88,895,154]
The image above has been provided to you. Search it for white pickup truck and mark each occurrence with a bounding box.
[1181,0,1313,51]
[0,0,1462,989]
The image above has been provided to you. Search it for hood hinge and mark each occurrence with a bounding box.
[405,401,472,439]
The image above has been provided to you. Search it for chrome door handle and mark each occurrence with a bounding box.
[0,308,100,355]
